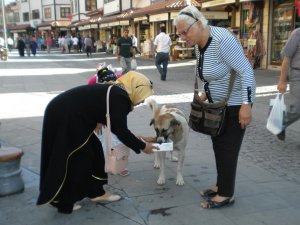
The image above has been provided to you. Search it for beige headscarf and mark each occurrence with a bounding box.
[115,71,153,106]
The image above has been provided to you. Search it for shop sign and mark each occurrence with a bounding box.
[134,16,147,22]
[149,13,168,22]
[90,24,98,29]
[100,23,109,28]
[109,21,120,26]
[78,25,90,30]
[11,29,26,33]
[119,20,129,25]
[202,11,228,19]
[202,0,236,8]
[170,12,179,20]
[248,39,256,46]
[38,26,52,31]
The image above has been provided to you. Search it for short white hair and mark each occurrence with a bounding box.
[173,5,208,28]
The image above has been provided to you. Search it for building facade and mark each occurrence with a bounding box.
[1,0,299,69]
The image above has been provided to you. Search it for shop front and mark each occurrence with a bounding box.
[271,0,300,65]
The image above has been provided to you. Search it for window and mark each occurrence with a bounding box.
[23,12,29,22]
[14,12,20,22]
[44,7,51,19]
[104,0,115,3]
[61,7,71,18]
[21,0,27,2]
[32,9,40,19]
[85,0,97,11]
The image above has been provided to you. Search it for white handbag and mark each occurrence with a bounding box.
[104,85,130,174]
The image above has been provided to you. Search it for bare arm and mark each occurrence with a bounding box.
[277,56,290,93]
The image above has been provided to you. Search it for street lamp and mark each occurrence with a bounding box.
[1,0,8,61]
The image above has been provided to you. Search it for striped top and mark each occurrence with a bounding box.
[195,26,256,106]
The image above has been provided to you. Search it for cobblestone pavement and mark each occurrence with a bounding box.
[1,50,299,184]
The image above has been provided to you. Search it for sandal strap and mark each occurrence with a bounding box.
[201,189,217,198]
[206,197,235,209]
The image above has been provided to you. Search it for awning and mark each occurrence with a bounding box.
[171,11,229,20]
[9,24,31,32]
[202,0,236,9]
[132,0,200,18]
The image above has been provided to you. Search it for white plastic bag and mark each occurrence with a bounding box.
[131,59,137,70]
[266,93,286,135]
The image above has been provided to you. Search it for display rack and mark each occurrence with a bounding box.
[173,40,194,59]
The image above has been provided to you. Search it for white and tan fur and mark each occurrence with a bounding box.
[146,98,189,186]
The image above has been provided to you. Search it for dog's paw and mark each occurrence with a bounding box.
[154,162,160,169]
[157,177,165,185]
[170,156,178,162]
[176,175,185,186]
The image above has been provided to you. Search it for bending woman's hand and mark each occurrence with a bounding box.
[239,104,252,129]
[143,142,159,154]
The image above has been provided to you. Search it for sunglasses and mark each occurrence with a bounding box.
[177,20,198,37]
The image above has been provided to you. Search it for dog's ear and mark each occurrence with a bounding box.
[170,119,180,127]
[149,118,154,126]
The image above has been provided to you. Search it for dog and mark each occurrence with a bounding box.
[145,98,189,186]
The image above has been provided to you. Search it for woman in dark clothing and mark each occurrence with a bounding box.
[30,38,38,56]
[17,37,25,56]
[37,71,157,214]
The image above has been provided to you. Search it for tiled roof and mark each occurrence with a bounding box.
[132,0,201,17]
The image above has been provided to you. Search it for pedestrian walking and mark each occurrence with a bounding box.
[30,37,38,56]
[174,5,256,209]
[84,35,92,57]
[46,36,52,54]
[7,37,14,52]
[16,37,25,57]
[115,29,135,74]
[276,27,300,140]
[153,25,172,81]
[24,35,31,56]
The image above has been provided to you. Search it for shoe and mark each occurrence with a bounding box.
[200,189,217,199]
[277,129,285,141]
[201,197,235,209]
[48,201,81,214]
[119,169,130,177]
[91,192,121,203]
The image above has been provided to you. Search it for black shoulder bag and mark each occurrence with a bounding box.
[189,46,236,137]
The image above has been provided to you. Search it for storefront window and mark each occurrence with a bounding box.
[241,2,263,39]
[271,0,295,64]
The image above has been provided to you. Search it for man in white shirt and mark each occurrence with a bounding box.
[131,34,140,54]
[153,25,172,81]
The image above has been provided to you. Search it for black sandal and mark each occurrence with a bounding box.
[202,197,235,209]
[202,197,234,209]
[200,189,217,199]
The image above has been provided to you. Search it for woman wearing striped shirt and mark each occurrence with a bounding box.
[174,6,256,209]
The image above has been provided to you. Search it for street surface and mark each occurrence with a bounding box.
[0,49,299,225]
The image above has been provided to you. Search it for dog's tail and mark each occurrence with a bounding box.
[145,98,158,116]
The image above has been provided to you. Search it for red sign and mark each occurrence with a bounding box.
[296,0,300,16]
[68,14,72,22]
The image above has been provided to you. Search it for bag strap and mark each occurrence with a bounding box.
[105,85,114,155]
[193,70,235,104]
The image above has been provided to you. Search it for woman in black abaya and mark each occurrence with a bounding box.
[37,71,156,214]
